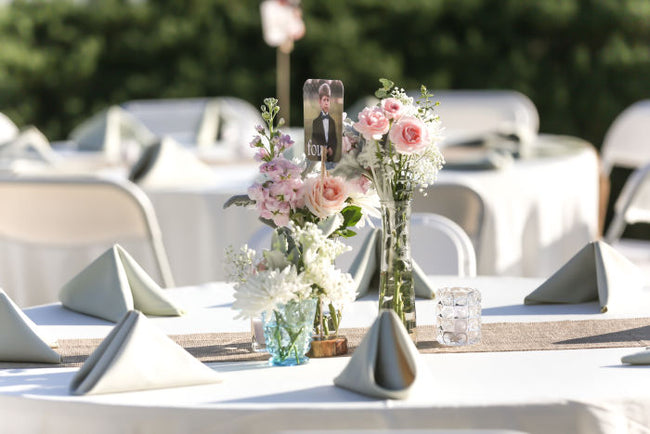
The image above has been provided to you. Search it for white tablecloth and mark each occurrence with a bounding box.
[2,276,650,434]
[145,135,599,285]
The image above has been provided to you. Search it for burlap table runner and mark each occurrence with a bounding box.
[3,317,649,369]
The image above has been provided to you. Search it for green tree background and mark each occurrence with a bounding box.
[1,0,649,149]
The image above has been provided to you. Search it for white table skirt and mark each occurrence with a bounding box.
[2,276,650,434]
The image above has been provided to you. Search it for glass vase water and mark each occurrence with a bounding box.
[262,297,318,366]
[378,197,416,338]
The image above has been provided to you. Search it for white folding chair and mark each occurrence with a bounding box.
[410,212,477,277]
[413,183,485,256]
[120,98,211,146]
[603,163,650,278]
[601,100,650,177]
[248,212,477,277]
[0,176,174,307]
[69,105,157,165]
[121,96,262,162]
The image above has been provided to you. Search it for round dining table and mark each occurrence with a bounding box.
[1,275,650,434]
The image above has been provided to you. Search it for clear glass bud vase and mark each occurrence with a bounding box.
[378,198,416,338]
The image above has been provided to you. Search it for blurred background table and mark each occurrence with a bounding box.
[0,133,599,306]
[145,134,599,285]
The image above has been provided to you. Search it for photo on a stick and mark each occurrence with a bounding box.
[303,79,344,163]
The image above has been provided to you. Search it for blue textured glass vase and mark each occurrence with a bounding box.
[262,297,318,366]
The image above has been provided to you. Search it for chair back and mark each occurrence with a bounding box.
[121,97,263,162]
[121,98,210,146]
[69,106,157,165]
[413,183,484,255]
[601,100,650,176]
[410,212,477,277]
[604,162,650,243]
[430,90,539,144]
[0,176,174,306]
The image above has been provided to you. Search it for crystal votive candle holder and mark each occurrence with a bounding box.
[436,287,481,346]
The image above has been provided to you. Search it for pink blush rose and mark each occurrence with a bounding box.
[353,107,390,140]
[381,98,404,120]
[305,175,348,218]
[389,116,430,154]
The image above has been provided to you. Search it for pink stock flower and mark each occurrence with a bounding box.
[259,157,302,181]
[249,136,262,148]
[276,134,294,152]
[381,98,404,120]
[353,107,390,141]
[388,116,431,154]
[304,175,349,219]
[247,177,304,227]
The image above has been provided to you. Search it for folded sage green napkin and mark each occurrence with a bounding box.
[348,228,435,299]
[59,244,184,322]
[333,309,428,400]
[622,348,650,365]
[69,310,222,395]
[524,241,646,313]
[0,289,61,363]
[128,136,217,188]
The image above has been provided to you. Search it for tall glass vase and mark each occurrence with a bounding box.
[378,197,416,338]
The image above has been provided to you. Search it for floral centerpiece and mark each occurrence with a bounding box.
[226,98,376,363]
[335,79,445,336]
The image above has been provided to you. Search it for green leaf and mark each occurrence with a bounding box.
[379,78,394,90]
[340,205,363,227]
[336,228,357,238]
[223,194,254,209]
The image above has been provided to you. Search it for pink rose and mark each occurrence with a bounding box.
[304,175,349,219]
[388,116,430,154]
[353,107,390,140]
[381,98,404,120]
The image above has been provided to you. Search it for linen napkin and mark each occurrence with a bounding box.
[0,289,61,364]
[128,136,217,188]
[621,348,650,365]
[333,309,428,400]
[349,228,435,299]
[0,126,60,165]
[524,240,646,313]
[59,244,184,322]
[69,310,222,395]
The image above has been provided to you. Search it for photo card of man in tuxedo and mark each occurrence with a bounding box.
[304,79,343,164]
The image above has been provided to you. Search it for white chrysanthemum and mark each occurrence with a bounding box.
[232,266,311,319]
